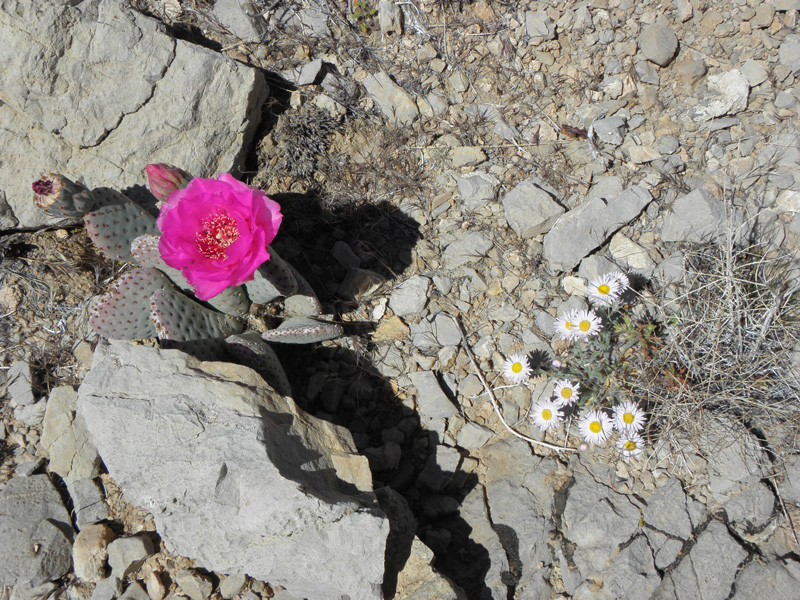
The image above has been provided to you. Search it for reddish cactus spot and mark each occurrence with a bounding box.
[196,211,240,260]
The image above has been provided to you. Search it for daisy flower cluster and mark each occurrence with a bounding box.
[554,272,629,342]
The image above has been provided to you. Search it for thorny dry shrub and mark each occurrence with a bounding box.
[637,239,800,459]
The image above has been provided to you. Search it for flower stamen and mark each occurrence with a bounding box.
[197,212,240,260]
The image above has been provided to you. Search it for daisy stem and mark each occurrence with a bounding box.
[447,314,577,453]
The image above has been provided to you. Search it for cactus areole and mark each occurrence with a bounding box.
[156,173,283,301]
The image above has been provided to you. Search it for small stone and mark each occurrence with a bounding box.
[755,3,776,28]
[7,360,35,406]
[561,276,587,296]
[740,59,769,87]
[443,232,493,268]
[456,171,499,210]
[525,11,554,40]
[41,385,102,481]
[14,398,47,426]
[626,145,661,163]
[447,70,469,93]
[408,371,458,420]
[363,71,418,126]
[92,578,123,600]
[66,478,110,528]
[218,574,246,600]
[675,0,693,22]
[779,34,800,73]
[175,570,213,600]
[373,315,410,341]
[379,0,402,35]
[119,582,149,600]
[73,523,115,582]
[638,24,679,67]
[451,146,486,168]
[145,571,167,600]
[331,241,360,269]
[389,276,430,317]
[609,233,656,274]
[501,178,564,239]
[14,457,44,477]
[107,536,154,579]
[775,91,797,109]
[591,116,628,145]
[634,61,660,86]
[674,60,707,85]
[362,442,401,471]
[456,422,493,450]
[689,70,750,122]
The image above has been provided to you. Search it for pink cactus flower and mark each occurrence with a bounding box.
[157,173,282,300]
[146,163,192,202]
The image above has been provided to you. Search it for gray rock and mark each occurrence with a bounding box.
[775,91,797,109]
[41,386,101,482]
[119,582,149,600]
[502,178,565,239]
[642,479,692,539]
[363,71,418,126]
[107,536,154,579]
[175,570,213,600]
[7,360,35,405]
[455,422,493,451]
[14,458,44,478]
[634,60,660,85]
[392,537,466,600]
[280,58,323,87]
[0,0,267,230]
[740,59,769,87]
[362,442,401,472]
[609,233,656,274]
[644,529,684,570]
[652,521,746,600]
[661,189,743,243]
[219,574,247,600]
[92,578,123,600]
[543,186,652,271]
[9,582,58,600]
[688,70,750,122]
[390,276,431,317]
[465,104,520,141]
[578,255,621,282]
[443,232,493,268]
[732,560,800,599]
[450,147,486,168]
[66,479,109,527]
[14,399,47,426]
[579,537,659,600]
[407,371,458,420]
[781,454,800,503]
[591,116,628,146]
[78,342,388,600]
[456,171,499,210]
[779,34,800,74]
[458,486,509,599]
[73,523,115,582]
[525,11,555,40]
[638,24,679,67]
[379,0,402,35]
[0,474,74,587]
[213,0,265,41]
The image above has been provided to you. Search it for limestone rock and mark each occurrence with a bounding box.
[502,178,565,239]
[390,276,431,317]
[638,24,679,67]
[78,341,388,600]
[363,71,418,126]
[73,523,115,582]
[661,189,744,243]
[41,386,101,481]
[408,371,458,420]
[107,536,154,579]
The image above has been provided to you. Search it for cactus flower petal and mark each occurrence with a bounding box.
[146,163,192,202]
[157,173,282,301]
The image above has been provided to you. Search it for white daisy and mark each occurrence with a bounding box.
[552,379,580,407]
[530,399,563,432]
[617,432,645,458]
[554,309,602,341]
[577,409,613,445]
[588,273,623,307]
[611,271,630,290]
[612,401,647,432]
[502,353,532,385]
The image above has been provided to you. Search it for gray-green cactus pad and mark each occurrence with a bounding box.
[283,262,323,317]
[130,234,191,290]
[89,268,172,339]
[260,317,343,344]
[85,202,160,262]
[225,332,292,397]
[149,289,245,341]
[244,246,298,303]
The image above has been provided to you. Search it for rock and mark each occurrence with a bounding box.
[642,479,692,539]
[638,24,679,67]
[740,59,769,87]
[280,58,323,87]
[175,570,213,600]
[578,255,621,282]
[417,445,461,491]
[779,34,800,74]
[0,0,268,229]
[66,478,109,527]
[591,116,628,145]
[379,0,402,34]
[393,538,467,600]
[363,71,418,126]
[525,11,555,40]
[626,145,661,164]
[363,442,401,472]
[10,582,58,600]
[14,458,44,477]
[119,582,149,600]
[410,313,463,350]
[41,386,101,481]
[107,536,154,579]
[145,571,167,600]
[451,147,486,168]
[634,60,660,85]
[78,342,388,600]
[688,70,750,122]
[92,578,123,600]
[609,233,656,274]
[455,422,493,451]
[781,455,800,503]
[653,520,746,600]
[543,186,652,271]
[7,360,35,405]
[373,315,410,341]
[661,188,744,243]
[502,178,565,239]
[219,574,247,600]
[338,267,386,299]
[331,240,360,269]
[213,0,265,41]
[407,371,458,420]
[442,232,493,268]
[674,60,707,85]
[0,474,74,587]
[390,276,431,317]
[578,536,659,600]
[14,399,47,426]
[73,523,115,582]
[456,171,499,210]
[732,560,800,599]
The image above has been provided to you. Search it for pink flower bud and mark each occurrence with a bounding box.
[551,359,562,369]
[146,163,192,202]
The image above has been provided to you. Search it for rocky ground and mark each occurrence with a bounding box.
[3,0,800,599]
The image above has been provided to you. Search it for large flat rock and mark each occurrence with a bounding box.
[77,342,389,600]
[0,0,267,229]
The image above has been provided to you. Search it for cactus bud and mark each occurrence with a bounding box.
[146,163,192,201]
[32,173,96,218]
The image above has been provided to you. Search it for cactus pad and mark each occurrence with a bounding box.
[149,289,244,341]
[225,332,292,396]
[261,317,343,344]
[283,262,323,317]
[85,202,159,262]
[130,234,191,289]
[91,187,136,210]
[33,174,97,218]
[244,246,298,303]
[89,267,172,339]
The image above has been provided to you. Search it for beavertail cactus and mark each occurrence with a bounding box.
[34,165,343,398]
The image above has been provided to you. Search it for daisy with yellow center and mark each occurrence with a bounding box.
[554,309,603,341]
[588,273,623,307]
[616,432,645,458]
[552,379,580,407]
[611,271,630,290]
[530,399,563,432]
[612,401,647,432]
[577,409,613,445]
[502,353,532,385]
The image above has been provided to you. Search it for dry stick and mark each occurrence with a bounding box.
[773,476,800,552]
[448,314,577,453]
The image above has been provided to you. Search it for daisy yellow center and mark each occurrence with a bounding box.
[542,409,552,420]
[197,212,239,260]
[598,284,610,295]
[624,440,638,451]
[511,362,523,374]
[623,412,634,424]
[579,320,592,332]
[589,421,602,433]
[561,388,573,399]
